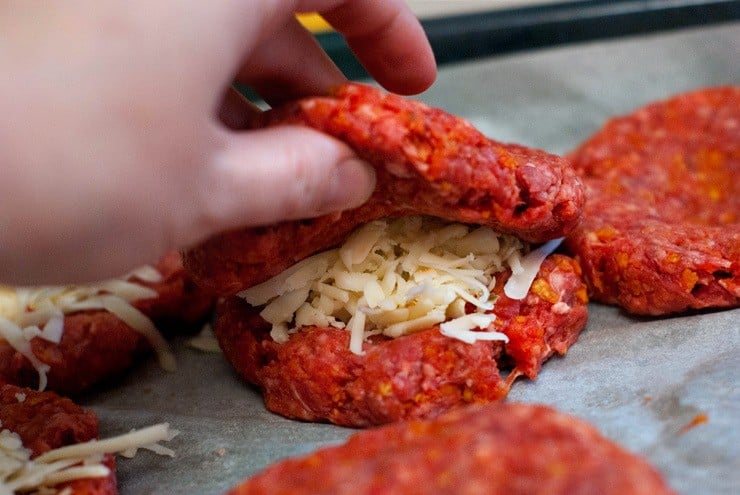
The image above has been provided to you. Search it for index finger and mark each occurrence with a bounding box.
[307,0,437,94]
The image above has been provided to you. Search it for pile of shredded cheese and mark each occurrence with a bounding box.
[0,423,177,495]
[240,216,562,354]
[0,266,176,391]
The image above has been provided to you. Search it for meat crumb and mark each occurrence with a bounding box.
[678,413,708,435]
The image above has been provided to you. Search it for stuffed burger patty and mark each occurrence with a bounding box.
[184,83,588,427]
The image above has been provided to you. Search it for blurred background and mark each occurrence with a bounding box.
[295,0,740,83]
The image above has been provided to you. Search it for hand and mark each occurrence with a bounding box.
[0,0,436,284]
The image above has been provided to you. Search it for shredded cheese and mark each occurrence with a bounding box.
[0,424,176,495]
[186,324,222,354]
[0,266,176,391]
[503,237,564,299]
[240,216,553,354]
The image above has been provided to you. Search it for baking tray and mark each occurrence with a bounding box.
[84,22,740,495]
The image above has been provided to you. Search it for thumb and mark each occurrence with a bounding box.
[176,125,376,246]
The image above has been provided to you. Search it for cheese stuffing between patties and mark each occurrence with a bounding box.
[240,216,562,354]
[0,266,176,391]
[0,423,176,495]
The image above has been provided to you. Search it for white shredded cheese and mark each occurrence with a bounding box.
[0,424,176,494]
[186,324,222,354]
[503,237,564,300]
[239,216,550,354]
[123,265,164,284]
[439,314,505,343]
[0,266,175,391]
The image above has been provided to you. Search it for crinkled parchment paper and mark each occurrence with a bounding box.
[83,22,740,495]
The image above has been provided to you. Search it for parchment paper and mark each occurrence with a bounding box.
[83,23,740,495]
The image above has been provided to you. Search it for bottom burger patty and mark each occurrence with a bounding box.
[227,401,675,495]
[215,255,588,427]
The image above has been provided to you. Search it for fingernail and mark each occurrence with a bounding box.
[324,159,376,212]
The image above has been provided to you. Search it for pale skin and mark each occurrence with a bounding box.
[0,0,436,285]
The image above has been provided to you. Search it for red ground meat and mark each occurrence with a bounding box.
[215,255,588,427]
[564,86,739,314]
[0,312,149,396]
[227,402,675,495]
[184,83,584,295]
[0,384,117,495]
[132,250,215,332]
[0,251,214,395]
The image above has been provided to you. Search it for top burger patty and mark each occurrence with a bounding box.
[183,83,584,296]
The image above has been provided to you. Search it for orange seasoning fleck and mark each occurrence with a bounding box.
[672,153,687,172]
[531,279,559,304]
[695,148,725,171]
[615,252,630,268]
[719,211,736,224]
[305,453,322,468]
[665,252,681,263]
[575,287,589,304]
[604,179,625,195]
[681,269,699,291]
[595,226,617,241]
[497,148,519,169]
[462,387,474,402]
[678,413,709,435]
[378,382,393,397]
